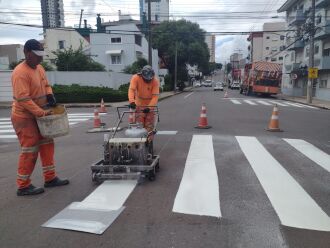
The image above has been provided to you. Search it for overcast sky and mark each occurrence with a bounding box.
[0,0,287,63]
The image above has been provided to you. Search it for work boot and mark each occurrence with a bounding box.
[17,184,44,196]
[44,177,69,188]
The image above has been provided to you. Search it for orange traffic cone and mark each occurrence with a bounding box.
[195,103,211,129]
[99,98,107,113]
[267,104,282,132]
[128,108,136,124]
[93,108,101,128]
[224,91,228,98]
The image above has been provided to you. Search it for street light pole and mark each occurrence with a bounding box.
[174,41,177,91]
[307,0,315,104]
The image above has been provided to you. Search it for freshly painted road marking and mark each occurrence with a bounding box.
[0,135,17,139]
[236,136,330,232]
[0,118,10,121]
[0,121,12,125]
[244,100,257,105]
[284,139,330,173]
[268,101,288,107]
[289,103,318,109]
[0,129,14,133]
[283,102,304,108]
[67,118,89,122]
[157,131,178,135]
[173,135,221,218]
[0,125,13,129]
[184,92,194,99]
[230,99,241,104]
[256,100,272,106]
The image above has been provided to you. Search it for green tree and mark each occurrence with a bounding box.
[53,45,105,71]
[152,20,210,83]
[123,58,148,74]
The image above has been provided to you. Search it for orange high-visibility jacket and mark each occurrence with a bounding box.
[128,74,159,107]
[11,61,53,118]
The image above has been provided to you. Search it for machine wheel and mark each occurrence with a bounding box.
[155,161,160,172]
[148,170,156,181]
[92,172,102,184]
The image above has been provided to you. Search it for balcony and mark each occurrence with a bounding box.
[288,39,305,50]
[288,9,305,25]
[315,20,330,39]
[316,0,330,8]
[319,56,330,70]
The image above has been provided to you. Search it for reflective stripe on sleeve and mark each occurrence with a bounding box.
[13,96,32,102]
[38,139,54,146]
[21,146,39,153]
[152,94,160,96]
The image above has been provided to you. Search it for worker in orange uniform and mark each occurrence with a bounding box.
[128,65,159,137]
[11,39,69,196]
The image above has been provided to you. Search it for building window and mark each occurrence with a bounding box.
[272,47,277,52]
[265,57,269,61]
[279,56,283,60]
[271,57,277,61]
[291,52,294,61]
[266,36,270,39]
[266,47,269,50]
[316,15,322,24]
[58,40,65,49]
[280,35,285,40]
[135,35,142,46]
[320,80,328,88]
[111,37,121,43]
[314,45,319,54]
[323,48,330,56]
[111,55,121,64]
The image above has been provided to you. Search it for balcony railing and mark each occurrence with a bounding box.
[315,20,330,39]
[288,9,305,25]
[288,39,305,50]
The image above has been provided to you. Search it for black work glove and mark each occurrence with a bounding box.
[129,102,136,109]
[46,94,57,107]
[143,107,150,113]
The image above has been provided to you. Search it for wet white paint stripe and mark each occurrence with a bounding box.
[257,100,271,106]
[173,135,221,217]
[0,118,10,121]
[157,131,178,135]
[231,100,241,104]
[0,125,13,129]
[68,113,96,116]
[283,139,330,173]
[236,136,330,232]
[0,121,12,125]
[268,101,288,107]
[244,100,257,105]
[289,103,317,109]
[72,180,137,211]
[184,92,194,99]
[68,118,90,122]
[69,122,78,125]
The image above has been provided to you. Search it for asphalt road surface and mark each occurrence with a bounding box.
[0,87,329,248]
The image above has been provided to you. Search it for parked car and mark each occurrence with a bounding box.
[202,80,213,87]
[230,81,240,89]
[214,82,224,91]
[195,82,201,87]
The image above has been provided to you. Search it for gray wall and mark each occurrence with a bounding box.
[0,70,132,102]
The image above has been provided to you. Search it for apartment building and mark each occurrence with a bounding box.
[140,0,169,22]
[278,0,330,100]
[205,34,216,63]
[247,22,286,64]
[40,0,65,31]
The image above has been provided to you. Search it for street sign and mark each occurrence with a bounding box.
[308,68,318,79]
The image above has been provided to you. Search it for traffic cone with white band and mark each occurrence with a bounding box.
[93,108,101,128]
[99,98,107,113]
[267,104,282,132]
[195,103,211,129]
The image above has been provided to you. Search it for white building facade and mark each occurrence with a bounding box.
[90,20,159,75]
[278,0,330,100]
[140,0,169,22]
[205,34,216,63]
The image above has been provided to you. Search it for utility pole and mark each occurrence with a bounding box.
[174,41,178,91]
[147,0,152,66]
[307,0,315,104]
[79,9,84,28]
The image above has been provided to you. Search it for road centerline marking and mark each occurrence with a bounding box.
[236,136,330,232]
[173,135,221,218]
[184,92,194,99]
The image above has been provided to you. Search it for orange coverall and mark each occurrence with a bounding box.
[128,74,159,132]
[11,61,56,189]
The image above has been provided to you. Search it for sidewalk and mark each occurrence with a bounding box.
[277,94,330,110]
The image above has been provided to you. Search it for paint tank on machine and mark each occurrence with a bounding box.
[125,124,147,138]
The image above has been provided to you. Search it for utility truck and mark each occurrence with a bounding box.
[240,61,282,96]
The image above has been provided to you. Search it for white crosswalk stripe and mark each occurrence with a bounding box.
[227,99,318,109]
[0,112,99,141]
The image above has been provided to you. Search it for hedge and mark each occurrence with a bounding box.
[52,84,128,103]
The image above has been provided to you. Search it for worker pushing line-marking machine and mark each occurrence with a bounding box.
[91,106,160,183]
